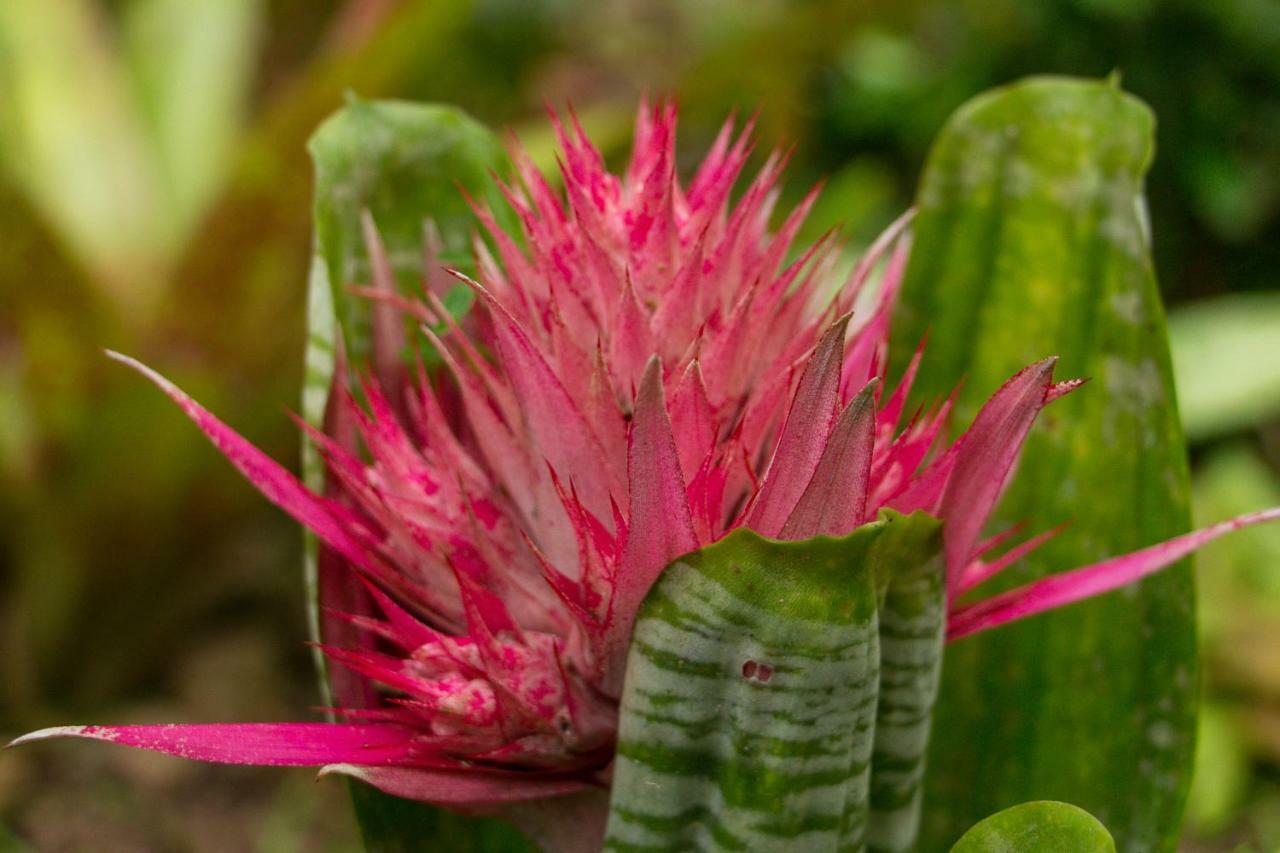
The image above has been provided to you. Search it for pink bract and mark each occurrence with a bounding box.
[12,103,1279,812]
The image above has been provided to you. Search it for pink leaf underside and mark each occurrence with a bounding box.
[8,723,417,766]
[948,507,1280,641]
[747,316,851,537]
[319,763,591,805]
[938,358,1061,594]
[779,379,878,540]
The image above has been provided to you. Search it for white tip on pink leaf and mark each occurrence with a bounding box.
[105,351,375,572]
[8,723,417,766]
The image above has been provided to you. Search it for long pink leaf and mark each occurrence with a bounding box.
[948,507,1280,641]
[107,352,374,571]
[9,723,416,766]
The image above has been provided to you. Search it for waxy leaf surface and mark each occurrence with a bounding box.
[607,512,944,852]
[889,76,1195,851]
[950,801,1115,853]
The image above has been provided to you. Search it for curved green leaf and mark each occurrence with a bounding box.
[951,801,1116,853]
[303,98,527,851]
[606,511,944,852]
[606,522,885,851]
[868,515,945,852]
[889,76,1196,852]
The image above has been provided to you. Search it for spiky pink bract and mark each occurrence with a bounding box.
[14,103,1279,818]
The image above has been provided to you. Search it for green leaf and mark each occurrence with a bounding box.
[950,801,1116,853]
[302,98,525,851]
[868,513,945,852]
[889,76,1196,851]
[606,512,943,851]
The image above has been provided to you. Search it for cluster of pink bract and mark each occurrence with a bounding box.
[15,103,1277,809]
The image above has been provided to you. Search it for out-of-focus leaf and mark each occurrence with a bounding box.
[890,76,1196,851]
[1185,702,1250,836]
[950,801,1115,853]
[606,521,888,849]
[1194,444,1280,638]
[303,96,526,851]
[0,0,166,309]
[122,0,262,242]
[1168,293,1280,440]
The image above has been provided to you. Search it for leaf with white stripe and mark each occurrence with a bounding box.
[607,512,944,852]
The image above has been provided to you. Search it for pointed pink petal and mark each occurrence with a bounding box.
[779,379,878,540]
[947,507,1280,641]
[9,723,416,766]
[954,522,1068,596]
[607,358,697,687]
[107,352,374,571]
[667,360,717,482]
[939,358,1062,595]
[319,763,590,805]
[747,317,850,537]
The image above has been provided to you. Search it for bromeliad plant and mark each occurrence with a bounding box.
[11,78,1280,851]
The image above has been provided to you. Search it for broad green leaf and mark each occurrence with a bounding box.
[950,801,1115,853]
[889,76,1196,851]
[303,98,526,851]
[607,511,944,851]
[1168,293,1280,440]
[606,522,885,851]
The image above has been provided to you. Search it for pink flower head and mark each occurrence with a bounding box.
[13,103,1279,812]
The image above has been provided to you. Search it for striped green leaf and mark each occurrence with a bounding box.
[606,511,944,852]
[951,801,1116,853]
[303,98,529,851]
[868,515,945,852]
[888,76,1196,851]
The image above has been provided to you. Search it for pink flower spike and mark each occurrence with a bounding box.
[779,378,878,540]
[607,358,697,682]
[8,723,416,766]
[947,507,1280,641]
[24,104,1274,820]
[747,315,851,537]
[939,358,1064,597]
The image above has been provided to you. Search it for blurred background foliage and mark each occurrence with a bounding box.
[0,0,1277,849]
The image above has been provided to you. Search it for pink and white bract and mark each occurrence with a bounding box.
[13,103,1280,810]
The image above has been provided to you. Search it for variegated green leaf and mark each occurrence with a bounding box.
[607,511,943,852]
[889,76,1195,851]
[867,515,945,852]
[951,801,1115,852]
